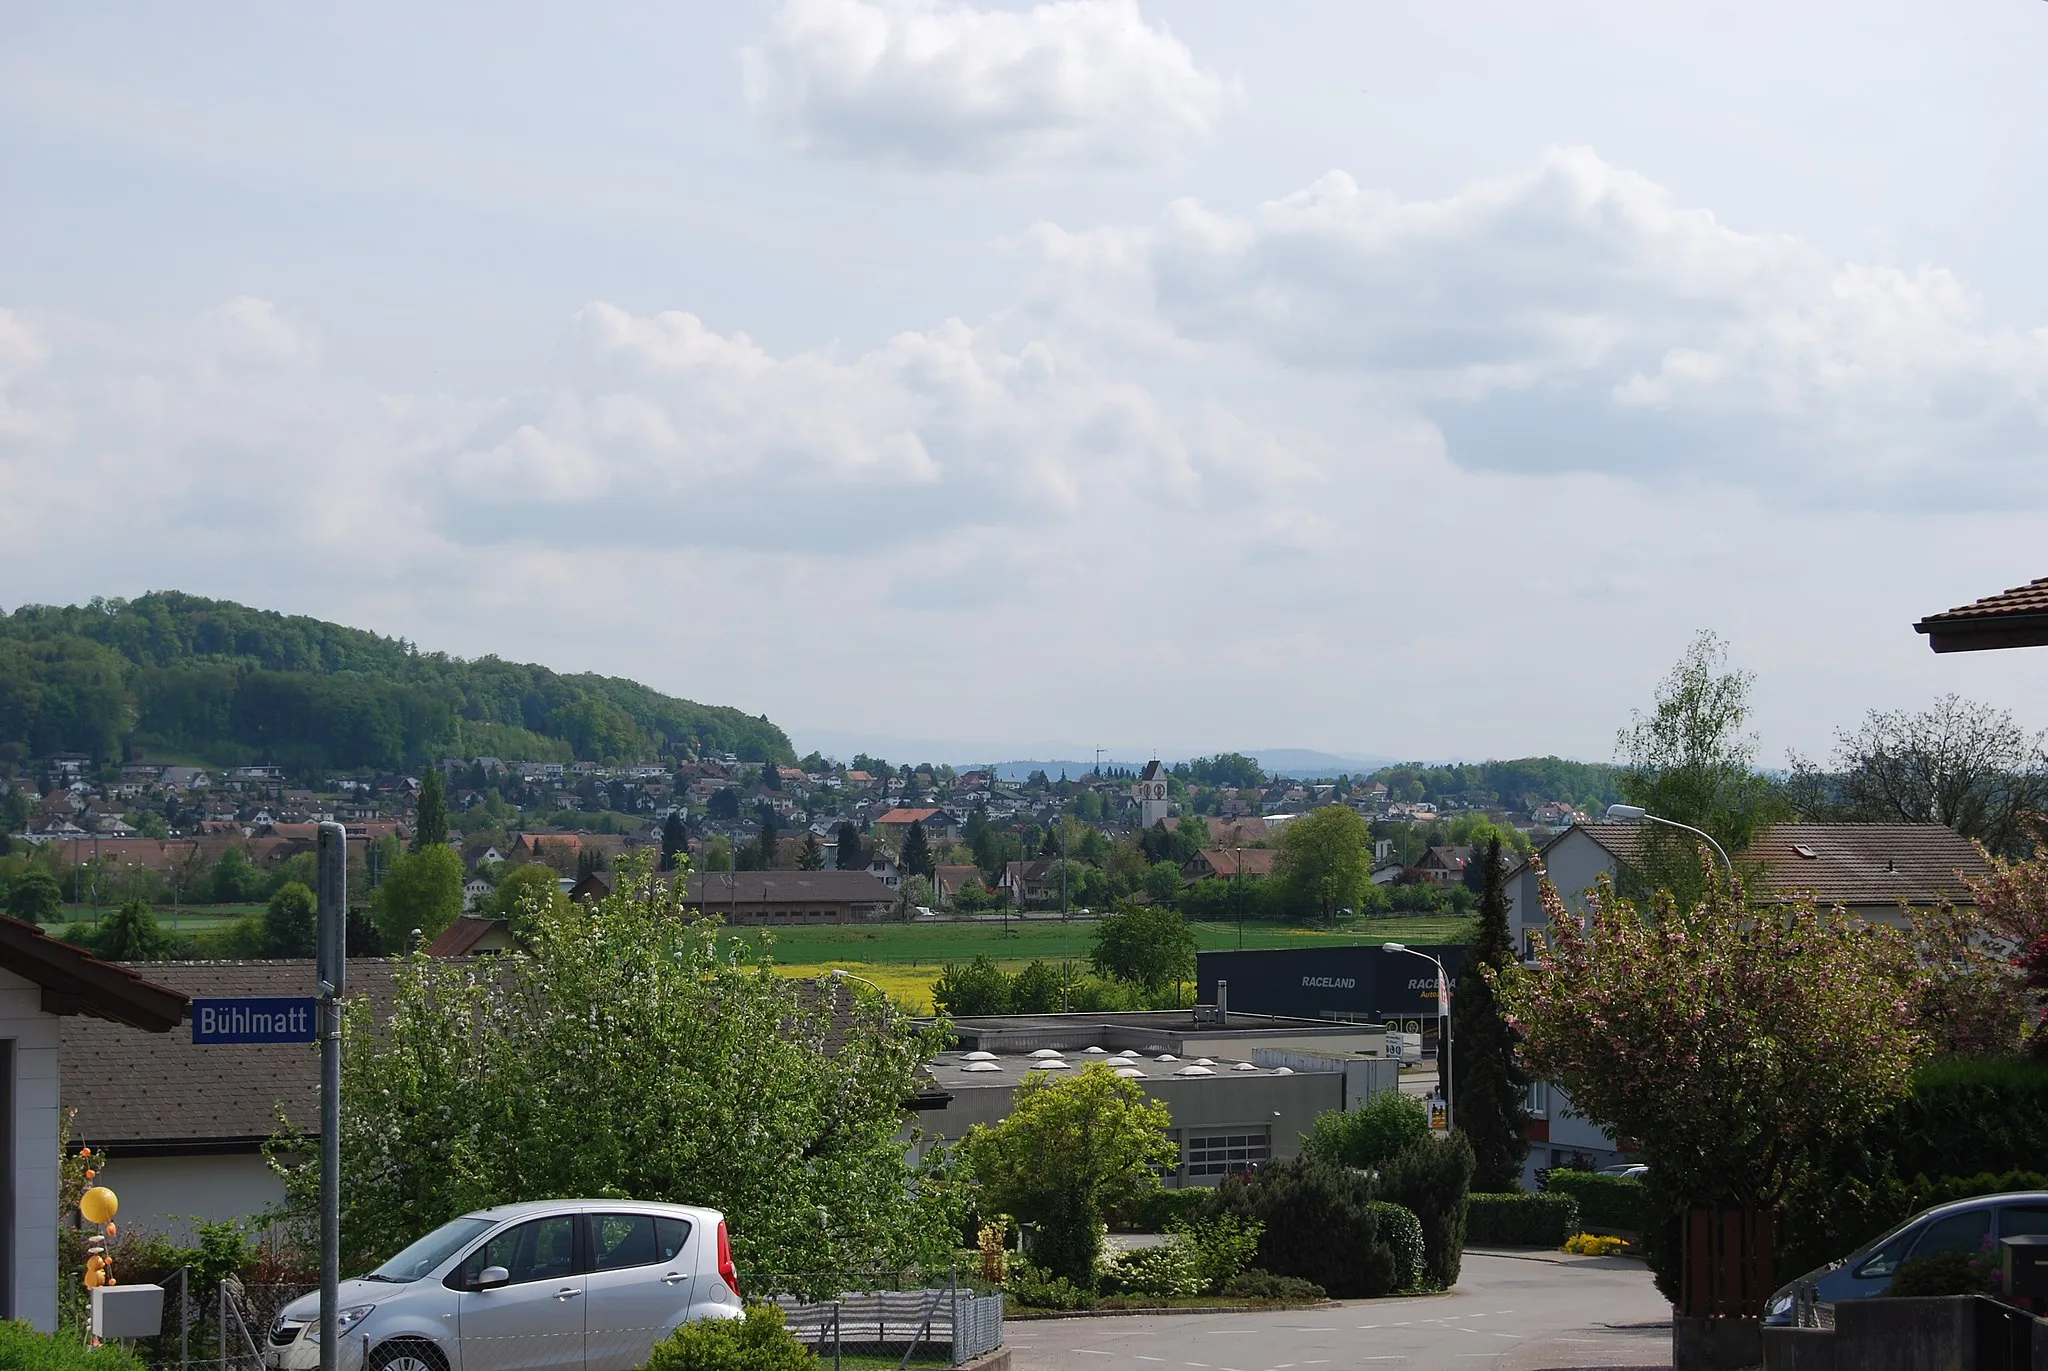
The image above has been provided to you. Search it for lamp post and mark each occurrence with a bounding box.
[829,967,888,998]
[1604,804,1734,887]
[1383,941,1450,1131]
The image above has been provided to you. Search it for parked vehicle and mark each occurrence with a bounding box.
[1598,1163,1647,1178]
[1765,1191,2048,1326]
[266,1199,743,1371]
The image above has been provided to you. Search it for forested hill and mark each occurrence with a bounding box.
[0,592,793,775]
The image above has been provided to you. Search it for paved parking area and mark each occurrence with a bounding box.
[1006,1252,1671,1371]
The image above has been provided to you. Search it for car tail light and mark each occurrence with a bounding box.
[717,1219,741,1299]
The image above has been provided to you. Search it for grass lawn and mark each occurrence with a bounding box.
[53,903,255,934]
[744,916,1472,1015]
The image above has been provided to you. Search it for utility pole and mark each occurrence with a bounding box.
[316,822,347,1371]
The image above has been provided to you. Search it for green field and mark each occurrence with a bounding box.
[723,915,1471,970]
[53,903,255,933]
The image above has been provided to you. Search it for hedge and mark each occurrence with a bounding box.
[1208,1158,1400,1297]
[1465,1193,1580,1248]
[1378,1131,1475,1287]
[1370,1202,1425,1290]
[1543,1171,1647,1233]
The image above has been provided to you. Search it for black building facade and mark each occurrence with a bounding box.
[1197,944,1469,1037]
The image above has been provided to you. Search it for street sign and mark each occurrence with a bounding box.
[191,997,318,1045]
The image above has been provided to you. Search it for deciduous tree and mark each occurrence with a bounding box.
[1275,805,1369,925]
[1089,902,1198,995]
[371,845,464,950]
[264,881,317,958]
[282,859,958,1280]
[961,1065,1178,1286]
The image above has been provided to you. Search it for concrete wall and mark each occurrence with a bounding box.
[916,1071,1344,1185]
[0,966,62,1331]
[96,1153,286,1244]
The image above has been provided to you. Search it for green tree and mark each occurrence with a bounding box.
[797,833,824,870]
[754,813,780,871]
[660,810,688,872]
[487,863,568,938]
[1275,805,1370,924]
[96,898,175,960]
[1299,1089,1430,1170]
[1449,837,1529,1191]
[833,821,865,871]
[413,769,449,852]
[371,845,464,950]
[702,836,733,872]
[264,881,318,958]
[1616,631,1790,909]
[1142,860,1184,905]
[207,846,263,904]
[282,859,957,1279]
[899,820,933,881]
[960,1064,1178,1286]
[8,866,62,925]
[1089,902,1198,995]
[932,956,1011,1016]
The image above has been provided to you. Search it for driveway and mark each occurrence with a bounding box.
[1006,1252,1671,1371]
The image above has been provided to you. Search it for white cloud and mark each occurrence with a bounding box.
[741,0,1234,170]
[1034,146,2048,505]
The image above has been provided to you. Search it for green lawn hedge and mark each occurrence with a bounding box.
[1465,1193,1580,1248]
[1543,1171,1647,1233]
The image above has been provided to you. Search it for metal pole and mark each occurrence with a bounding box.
[179,1266,189,1371]
[317,821,348,1371]
[218,1281,227,1371]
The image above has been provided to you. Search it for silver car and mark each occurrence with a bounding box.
[265,1199,744,1371]
[1764,1190,2048,1326]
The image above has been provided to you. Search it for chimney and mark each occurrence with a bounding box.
[1217,979,1229,1025]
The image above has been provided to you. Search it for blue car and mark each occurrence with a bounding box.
[1765,1190,2048,1325]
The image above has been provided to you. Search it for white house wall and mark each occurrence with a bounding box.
[1510,829,1619,953]
[0,966,62,1331]
[97,1154,285,1245]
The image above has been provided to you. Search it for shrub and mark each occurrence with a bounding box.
[1465,1193,1580,1249]
[1563,1233,1632,1257]
[1099,1241,1204,1299]
[0,1321,144,1370]
[1543,1171,1647,1233]
[1883,1250,1989,1298]
[1300,1091,1430,1169]
[1006,1263,1097,1311]
[1220,1270,1328,1302]
[1170,1214,1262,1294]
[642,1305,816,1371]
[1379,1132,1475,1287]
[1370,1202,1425,1289]
[1208,1158,1398,1298]
[1116,1187,1211,1233]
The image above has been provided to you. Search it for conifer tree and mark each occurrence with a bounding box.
[1449,836,1530,1191]
[413,770,449,851]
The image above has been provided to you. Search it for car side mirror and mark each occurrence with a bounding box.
[473,1266,511,1291]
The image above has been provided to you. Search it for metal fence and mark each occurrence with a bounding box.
[111,1272,316,1371]
[103,1268,1001,1370]
[757,1270,1005,1369]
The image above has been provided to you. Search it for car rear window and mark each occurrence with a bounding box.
[2000,1206,2048,1238]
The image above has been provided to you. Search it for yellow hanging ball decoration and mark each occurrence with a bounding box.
[80,1187,118,1226]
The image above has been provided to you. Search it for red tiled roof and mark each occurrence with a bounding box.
[424,916,512,957]
[1916,577,2048,652]
[874,808,941,824]
[0,916,187,1031]
[1192,848,1278,878]
[1544,821,1989,907]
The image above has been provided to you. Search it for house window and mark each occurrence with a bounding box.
[1184,1129,1270,1178]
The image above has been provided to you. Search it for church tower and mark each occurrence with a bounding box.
[1133,759,1171,827]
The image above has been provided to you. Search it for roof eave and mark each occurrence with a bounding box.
[1916,613,2048,653]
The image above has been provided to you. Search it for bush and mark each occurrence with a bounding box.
[1379,1132,1475,1287]
[1220,1270,1328,1302]
[642,1305,816,1371]
[0,1321,144,1370]
[1170,1214,1262,1293]
[1006,1262,1097,1311]
[1370,1202,1424,1289]
[1883,1250,1991,1298]
[1563,1233,1632,1257]
[1099,1241,1204,1299]
[1543,1171,1647,1233]
[1300,1091,1430,1169]
[1465,1193,1580,1248]
[1208,1158,1398,1298]
[1116,1186,1212,1232]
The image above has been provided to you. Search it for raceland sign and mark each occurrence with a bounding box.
[1300,976,1357,988]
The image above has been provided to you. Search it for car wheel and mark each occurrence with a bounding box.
[368,1339,448,1371]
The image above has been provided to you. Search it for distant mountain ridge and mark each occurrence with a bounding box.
[0,592,792,774]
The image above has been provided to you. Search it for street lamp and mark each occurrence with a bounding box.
[1383,942,1450,1132]
[1604,804,1734,886]
[829,968,887,996]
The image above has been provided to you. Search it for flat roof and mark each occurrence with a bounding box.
[925,1046,1323,1091]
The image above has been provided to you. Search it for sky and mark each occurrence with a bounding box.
[3,0,2047,767]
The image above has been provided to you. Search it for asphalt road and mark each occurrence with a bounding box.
[1005,1252,1673,1371]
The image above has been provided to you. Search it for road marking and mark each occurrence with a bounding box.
[1076,1352,1113,1358]
[1136,1357,1164,1362]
